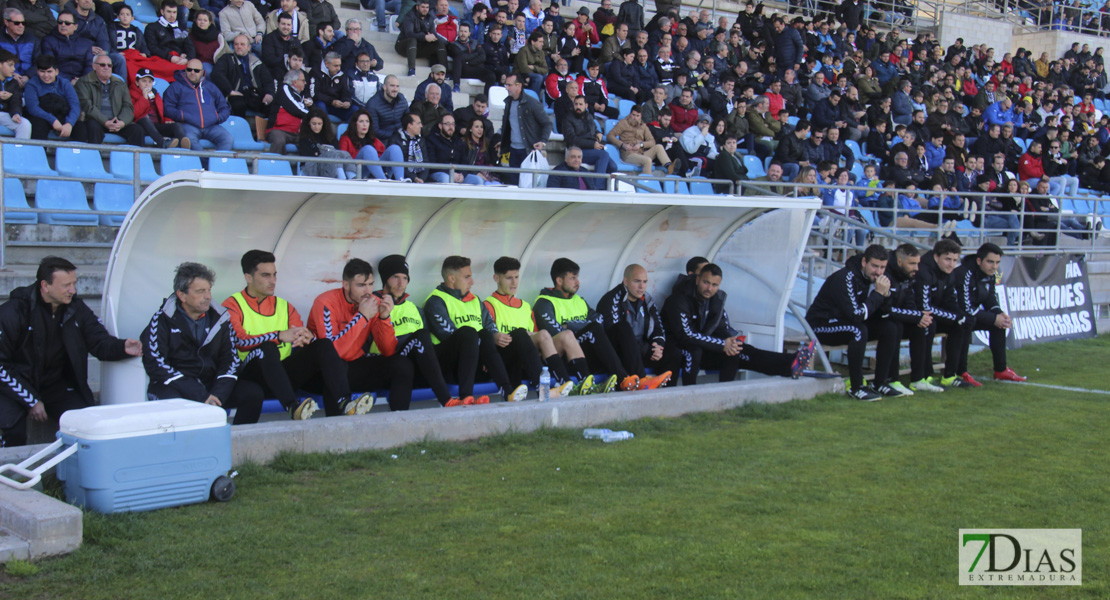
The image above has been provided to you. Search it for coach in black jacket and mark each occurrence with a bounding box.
[663,263,810,386]
[880,244,951,392]
[0,257,140,446]
[913,238,967,388]
[944,243,1026,383]
[597,264,679,386]
[142,263,264,425]
[805,244,898,400]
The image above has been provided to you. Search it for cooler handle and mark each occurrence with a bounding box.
[0,439,79,490]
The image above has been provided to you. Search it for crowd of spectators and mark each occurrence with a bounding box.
[0,0,1109,243]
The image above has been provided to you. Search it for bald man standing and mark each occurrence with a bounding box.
[596,264,678,389]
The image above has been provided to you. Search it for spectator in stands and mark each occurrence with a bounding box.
[266,0,309,42]
[145,1,195,68]
[74,53,143,145]
[577,60,619,120]
[971,174,1021,246]
[561,95,613,175]
[453,93,491,140]
[641,85,667,125]
[131,68,189,149]
[822,126,855,170]
[712,134,746,194]
[805,245,900,401]
[891,79,913,125]
[396,0,445,77]
[212,33,274,120]
[143,262,264,425]
[772,18,803,72]
[305,0,340,37]
[669,86,698,132]
[339,109,386,179]
[266,67,311,153]
[260,11,302,78]
[414,63,452,109]
[514,29,548,95]
[552,78,578,131]
[220,0,267,53]
[40,12,94,84]
[310,52,353,122]
[680,114,717,175]
[0,257,141,447]
[593,0,617,42]
[333,18,382,73]
[411,82,448,135]
[545,57,575,107]
[347,52,380,109]
[501,72,551,183]
[224,250,371,420]
[0,8,38,84]
[607,103,672,174]
[24,55,80,140]
[598,21,628,66]
[366,73,407,139]
[297,106,349,178]
[190,11,222,67]
[458,116,500,184]
[108,6,150,59]
[0,50,31,138]
[773,118,810,181]
[1043,137,1081,197]
[744,162,789,196]
[10,0,55,42]
[164,58,233,150]
[946,243,1027,384]
[66,0,125,78]
[547,145,604,190]
[482,24,511,85]
[664,262,813,387]
[383,112,428,182]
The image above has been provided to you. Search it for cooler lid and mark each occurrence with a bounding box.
[59,399,228,441]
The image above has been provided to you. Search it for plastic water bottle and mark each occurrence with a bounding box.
[538,367,551,402]
[601,431,635,443]
[583,428,611,439]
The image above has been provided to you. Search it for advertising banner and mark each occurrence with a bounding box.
[984,255,1098,349]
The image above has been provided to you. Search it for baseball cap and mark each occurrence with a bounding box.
[135,68,154,81]
[431,64,446,74]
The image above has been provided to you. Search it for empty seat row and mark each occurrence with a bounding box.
[3,178,132,227]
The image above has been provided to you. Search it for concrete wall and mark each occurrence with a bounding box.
[1011,29,1104,62]
[938,11,1014,55]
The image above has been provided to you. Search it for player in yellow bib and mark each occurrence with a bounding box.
[533,258,640,394]
[423,256,526,404]
[221,250,372,420]
[482,257,575,398]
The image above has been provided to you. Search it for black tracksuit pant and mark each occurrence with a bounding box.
[148,378,266,426]
[0,381,85,447]
[669,341,795,386]
[958,311,1007,374]
[398,330,451,407]
[809,317,900,390]
[575,321,629,380]
[605,321,681,384]
[348,354,416,412]
[240,339,351,417]
[496,329,544,391]
[435,327,511,398]
[887,319,931,383]
[922,317,967,379]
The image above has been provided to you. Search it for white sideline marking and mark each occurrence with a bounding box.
[998,380,1110,396]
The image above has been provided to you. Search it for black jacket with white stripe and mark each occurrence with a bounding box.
[141,296,240,403]
[661,277,736,351]
[913,251,962,323]
[805,254,889,326]
[597,283,665,353]
[947,254,1002,321]
[884,249,924,325]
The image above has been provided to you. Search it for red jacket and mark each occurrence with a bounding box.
[339,134,385,158]
[307,288,398,361]
[573,19,599,47]
[545,72,575,102]
[130,84,169,123]
[1017,151,1044,181]
[221,290,303,354]
[670,100,698,133]
[765,91,785,117]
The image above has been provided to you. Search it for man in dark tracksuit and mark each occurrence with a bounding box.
[913,238,970,391]
[534,258,640,394]
[372,254,455,408]
[143,262,264,425]
[597,264,679,388]
[945,242,1027,385]
[423,255,526,404]
[805,244,899,401]
[874,244,938,397]
[664,263,814,386]
[0,256,141,446]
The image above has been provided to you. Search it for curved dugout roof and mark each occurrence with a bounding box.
[100,172,818,404]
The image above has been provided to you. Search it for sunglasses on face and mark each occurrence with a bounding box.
[185,67,203,73]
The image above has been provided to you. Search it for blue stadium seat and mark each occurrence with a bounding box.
[35,180,97,225]
[110,150,159,181]
[849,162,865,181]
[160,153,203,175]
[153,78,169,95]
[634,179,662,193]
[130,0,158,21]
[787,115,799,127]
[92,183,135,226]
[661,175,682,194]
[208,155,250,174]
[674,180,690,194]
[222,116,266,151]
[618,99,634,120]
[687,177,714,195]
[336,123,348,138]
[844,139,874,162]
[743,155,766,178]
[523,89,553,115]
[3,178,37,224]
[603,144,639,172]
[604,119,619,135]
[256,158,294,176]
[3,144,57,176]
[55,147,109,179]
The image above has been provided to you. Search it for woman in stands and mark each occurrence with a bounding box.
[460,117,501,185]
[297,107,348,179]
[190,10,222,68]
[339,109,388,180]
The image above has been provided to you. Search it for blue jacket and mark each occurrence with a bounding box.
[811,98,842,130]
[332,36,383,73]
[67,7,111,50]
[24,74,80,125]
[924,142,946,171]
[163,69,231,129]
[871,58,899,86]
[365,88,409,139]
[773,26,803,68]
[983,101,1024,127]
[891,90,913,123]
[0,31,38,76]
[39,31,95,82]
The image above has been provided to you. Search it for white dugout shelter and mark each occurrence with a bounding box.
[99,173,819,403]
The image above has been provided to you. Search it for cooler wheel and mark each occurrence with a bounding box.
[210,475,235,502]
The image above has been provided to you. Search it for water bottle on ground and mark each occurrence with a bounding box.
[538,367,551,402]
[601,431,635,443]
[583,428,611,439]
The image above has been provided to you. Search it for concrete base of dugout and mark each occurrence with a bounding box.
[0,376,841,563]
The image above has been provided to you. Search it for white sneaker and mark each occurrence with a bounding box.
[889,381,915,396]
[910,378,945,393]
